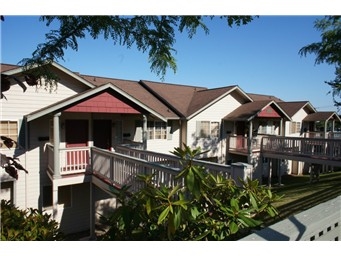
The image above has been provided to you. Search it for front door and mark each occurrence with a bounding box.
[65,120,89,167]
[93,119,112,149]
[65,120,89,147]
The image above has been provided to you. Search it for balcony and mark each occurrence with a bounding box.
[227,135,264,155]
[46,144,251,191]
[46,144,91,177]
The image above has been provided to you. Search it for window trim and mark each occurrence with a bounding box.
[0,120,18,149]
[196,121,220,139]
[147,121,167,140]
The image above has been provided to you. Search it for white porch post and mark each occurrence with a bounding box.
[89,181,95,239]
[53,112,61,178]
[142,115,147,150]
[52,181,58,219]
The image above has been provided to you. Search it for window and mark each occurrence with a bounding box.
[196,121,220,138]
[43,185,72,208]
[290,122,301,134]
[147,121,167,140]
[258,121,276,135]
[0,121,18,148]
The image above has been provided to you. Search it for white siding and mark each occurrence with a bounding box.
[1,72,88,120]
[284,108,309,137]
[187,94,242,161]
[146,120,180,154]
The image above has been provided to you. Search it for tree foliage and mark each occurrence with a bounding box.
[18,16,254,82]
[98,145,281,241]
[1,199,64,241]
[299,16,341,109]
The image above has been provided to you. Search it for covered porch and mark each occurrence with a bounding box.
[223,100,291,163]
[302,111,341,139]
[23,83,178,223]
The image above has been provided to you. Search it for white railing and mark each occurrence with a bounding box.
[92,147,252,193]
[228,135,263,153]
[240,195,341,241]
[261,136,341,164]
[91,147,183,193]
[46,144,90,176]
[115,145,233,179]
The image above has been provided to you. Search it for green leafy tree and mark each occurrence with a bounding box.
[1,199,64,240]
[98,145,281,241]
[20,16,254,77]
[0,15,252,93]
[299,16,341,109]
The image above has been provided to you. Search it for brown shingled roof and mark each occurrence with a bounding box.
[186,86,239,117]
[247,92,283,102]
[1,63,20,72]
[80,75,179,119]
[223,100,290,121]
[140,81,245,118]
[140,80,206,117]
[277,101,316,117]
[303,112,341,122]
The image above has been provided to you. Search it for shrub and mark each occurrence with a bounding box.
[98,145,282,241]
[1,199,64,241]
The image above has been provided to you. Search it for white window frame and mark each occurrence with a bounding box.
[290,121,301,134]
[147,121,167,140]
[0,120,18,149]
[196,121,220,138]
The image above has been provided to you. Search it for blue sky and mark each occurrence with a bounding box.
[1,15,339,112]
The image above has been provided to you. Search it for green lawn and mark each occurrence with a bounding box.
[261,170,341,226]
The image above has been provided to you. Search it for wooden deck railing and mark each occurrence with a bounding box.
[91,147,183,192]
[47,144,90,175]
[261,136,341,165]
[227,135,263,153]
[115,145,233,179]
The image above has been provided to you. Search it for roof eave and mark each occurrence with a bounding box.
[25,83,170,122]
[2,61,95,89]
[187,86,248,119]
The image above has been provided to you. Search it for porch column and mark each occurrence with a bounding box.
[142,115,147,150]
[280,118,283,136]
[53,112,61,178]
[52,181,58,219]
[89,181,95,239]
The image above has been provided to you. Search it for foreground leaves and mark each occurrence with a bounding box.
[1,199,64,241]
[98,145,281,241]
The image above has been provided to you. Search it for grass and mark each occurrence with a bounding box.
[260,170,341,227]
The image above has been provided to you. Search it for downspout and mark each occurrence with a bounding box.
[24,116,29,208]
[247,120,253,164]
[89,181,94,239]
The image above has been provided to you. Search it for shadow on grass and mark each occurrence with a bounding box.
[261,171,341,227]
